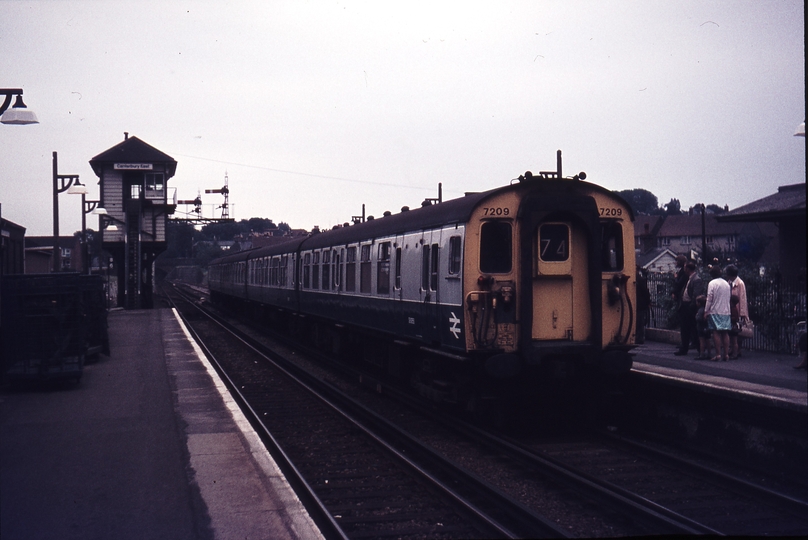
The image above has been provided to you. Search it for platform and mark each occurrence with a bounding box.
[2,309,805,539]
[631,338,807,413]
[0,308,323,540]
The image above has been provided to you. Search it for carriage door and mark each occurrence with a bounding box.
[532,221,591,341]
[420,230,442,344]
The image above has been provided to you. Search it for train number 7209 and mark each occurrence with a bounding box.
[483,207,510,216]
[599,207,623,217]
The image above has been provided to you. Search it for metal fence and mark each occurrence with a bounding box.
[645,271,806,354]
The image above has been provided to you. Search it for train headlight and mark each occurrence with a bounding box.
[477,275,494,289]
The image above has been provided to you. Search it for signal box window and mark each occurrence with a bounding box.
[145,173,165,200]
[480,221,512,273]
[601,222,624,271]
[539,224,569,262]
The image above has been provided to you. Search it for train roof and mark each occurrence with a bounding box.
[209,187,494,265]
[209,176,633,265]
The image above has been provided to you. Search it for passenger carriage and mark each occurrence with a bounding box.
[208,152,636,403]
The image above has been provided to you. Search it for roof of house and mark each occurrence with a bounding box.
[636,247,677,268]
[89,135,177,178]
[718,183,806,222]
[634,215,664,236]
[656,213,744,237]
[25,236,78,249]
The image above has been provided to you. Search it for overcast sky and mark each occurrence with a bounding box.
[2,0,804,238]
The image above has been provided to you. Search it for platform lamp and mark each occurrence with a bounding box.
[69,176,99,275]
[52,151,83,272]
[1,88,39,125]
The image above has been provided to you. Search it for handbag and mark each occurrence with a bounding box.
[739,321,755,339]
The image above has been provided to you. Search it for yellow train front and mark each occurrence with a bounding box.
[461,159,636,397]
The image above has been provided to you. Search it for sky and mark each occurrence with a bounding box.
[1,0,804,238]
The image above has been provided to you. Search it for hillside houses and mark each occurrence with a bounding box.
[633,211,778,272]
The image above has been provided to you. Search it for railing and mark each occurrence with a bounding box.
[645,271,806,353]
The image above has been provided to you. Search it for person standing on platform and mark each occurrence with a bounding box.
[725,265,749,359]
[705,265,732,361]
[672,255,689,355]
[675,261,704,356]
[695,295,712,359]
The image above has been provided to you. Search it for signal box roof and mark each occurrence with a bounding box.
[90,134,177,179]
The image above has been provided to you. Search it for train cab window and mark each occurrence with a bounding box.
[303,253,311,289]
[312,251,320,289]
[601,222,624,271]
[394,247,402,290]
[480,221,512,273]
[449,236,462,275]
[346,247,357,292]
[539,223,569,262]
[360,244,372,293]
[377,242,391,294]
[322,250,331,290]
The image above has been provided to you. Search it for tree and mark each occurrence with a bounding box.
[164,221,197,258]
[664,198,682,215]
[615,189,660,215]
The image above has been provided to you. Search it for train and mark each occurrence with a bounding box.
[208,151,636,409]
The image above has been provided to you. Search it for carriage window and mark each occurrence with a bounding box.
[601,222,624,271]
[360,244,372,293]
[346,246,357,292]
[322,250,331,290]
[449,236,462,275]
[430,244,439,291]
[303,253,311,289]
[312,251,320,289]
[394,247,402,290]
[480,221,512,273]
[377,242,391,294]
[333,250,341,290]
[281,255,288,287]
[422,245,430,290]
[539,224,569,262]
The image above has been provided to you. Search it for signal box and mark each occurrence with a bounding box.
[90,134,177,308]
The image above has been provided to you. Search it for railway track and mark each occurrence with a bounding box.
[164,282,808,537]
[163,284,568,539]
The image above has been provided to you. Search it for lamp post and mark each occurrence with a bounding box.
[697,203,708,266]
[52,151,83,272]
[1,88,38,125]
